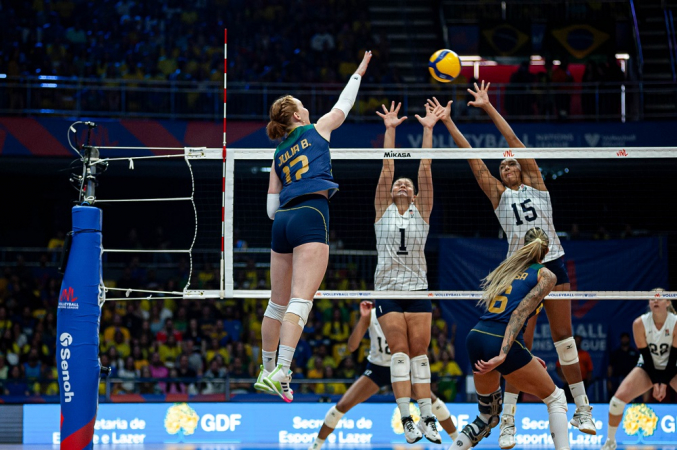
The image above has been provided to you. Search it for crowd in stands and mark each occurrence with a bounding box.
[0,245,462,401]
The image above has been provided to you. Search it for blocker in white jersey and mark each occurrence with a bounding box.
[374,202,429,291]
[496,184,564,263]
[637,311,677,369]
[600,296,677,450]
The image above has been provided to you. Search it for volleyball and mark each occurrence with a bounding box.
[428,49,462,83]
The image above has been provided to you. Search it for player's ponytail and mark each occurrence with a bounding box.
[267,95,298,140]
[479,227,549,310]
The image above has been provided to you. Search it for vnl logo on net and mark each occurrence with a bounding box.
[58,286,79,309]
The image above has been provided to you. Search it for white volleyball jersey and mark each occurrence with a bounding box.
[495,184,564,263]
[638,311,677,369]
[374,203,429,290]
[367,309,391,367]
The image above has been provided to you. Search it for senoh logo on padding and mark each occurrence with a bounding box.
[60,332,75,402]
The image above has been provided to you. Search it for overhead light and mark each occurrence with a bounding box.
[615,53,630,60]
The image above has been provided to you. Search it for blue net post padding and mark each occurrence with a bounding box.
[56,206,103,450]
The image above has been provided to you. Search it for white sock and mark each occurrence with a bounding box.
[608,425,618,440]
[450,432,472,450]
[311,437,325,449]
[397,397,411,419]
[449,430,459,440]
[262,350,276,372]
[544,390,569,450]
[418,397,432,418]
[504,392,519,415]
[277,345,295,372]
[569,381,589,409]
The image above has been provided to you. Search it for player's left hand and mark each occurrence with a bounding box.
[359,300,373,317]
[467,80,491,109]
[415,103,440,129]
[474,354,506,374]
[355,51,372,77]
[653,383,667,402]
[427,97,452,122]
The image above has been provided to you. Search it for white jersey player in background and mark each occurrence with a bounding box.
[601,291,677,450]
[434,81,595,449]
[308,301,458,450]
[372,101,443,444]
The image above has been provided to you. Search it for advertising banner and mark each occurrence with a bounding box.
[56,206,103,449]
[23,402,677,446]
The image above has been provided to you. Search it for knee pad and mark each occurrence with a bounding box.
[390,352,411,383]
[324,405,345,428]
[264,299,286,323]
[609,396,627,416]
[554,337,579,365]
[410,355,431,385]
[477,389,502,427]
[432,398,451,421]
[543,388,568,414]
[461,416,493,446]
[284,298,313,328]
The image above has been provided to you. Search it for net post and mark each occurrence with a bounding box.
[221,28,227,297]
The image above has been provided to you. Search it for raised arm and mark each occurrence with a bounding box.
[316,51,372,140]
[431,96,504,209]
[348,301,373,352]
[374,102,406,222]
[468,81,546,191]
[475,268,556,373]
[414,102,442,222]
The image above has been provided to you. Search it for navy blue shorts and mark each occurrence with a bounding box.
[466,320,533,376]
[363,362,391,388]
[544,256,569,286]
[271,194,329,254]
[375,299,432,318]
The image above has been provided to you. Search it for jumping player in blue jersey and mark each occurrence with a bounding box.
[450,227,570,450]
[254,51,372,402]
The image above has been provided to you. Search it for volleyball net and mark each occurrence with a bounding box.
[76,143,676,302]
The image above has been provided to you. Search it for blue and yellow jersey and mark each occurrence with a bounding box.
[480,263,545,327]
[274,124,339,207]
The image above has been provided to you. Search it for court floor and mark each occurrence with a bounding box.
[1,445,675,450]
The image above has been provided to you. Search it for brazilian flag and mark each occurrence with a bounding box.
[480,22,531,57]
[547,22,614,60]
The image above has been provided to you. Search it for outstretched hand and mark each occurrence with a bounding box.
[359,301,373,318]
[473,353,506,374]
[427,96,453,122]
[376,101,407,128]
[467,80,492,109]
[415,101,444,128]
[355,51,372,77]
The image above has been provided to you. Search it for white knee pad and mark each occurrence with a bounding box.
[554,337,579,365]
[284,298,313,328]
[391,352,411,383]
[410,355,431,384]
[432,398,451,421]
[324,405,345,428]
[264,299,286,323]
[543,387,568,414]
[609,396,627,416]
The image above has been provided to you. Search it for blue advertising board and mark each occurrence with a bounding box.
[23,402,677,446]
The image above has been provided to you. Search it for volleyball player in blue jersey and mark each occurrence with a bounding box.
[254,51,372,402]
[450,227,570,450]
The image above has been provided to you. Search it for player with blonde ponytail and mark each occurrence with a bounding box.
[451,227,570,450]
